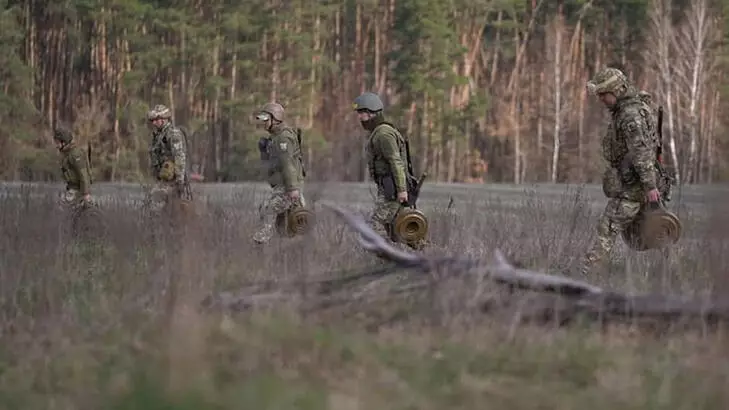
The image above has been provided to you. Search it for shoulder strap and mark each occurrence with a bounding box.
[295,127,306,177]
[86,141,94,185]
[656,106,664,163]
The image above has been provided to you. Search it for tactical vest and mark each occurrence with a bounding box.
[367,122,411,179]
[602,96,658,169]
[265,126,306,186]
[60,144,90,190]
[149,123,184,177]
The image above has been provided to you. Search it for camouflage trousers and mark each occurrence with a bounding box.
[59,188,88,211]
[143,181,185,212]
[580,197,642,275]
[369,189,427,251]
[252,186,306,244]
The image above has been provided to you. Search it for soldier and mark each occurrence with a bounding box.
[145,104,190,209]
[352,91,427,251]
[53,126,92,209]
[252,102,306,244]
[581,67,668,275]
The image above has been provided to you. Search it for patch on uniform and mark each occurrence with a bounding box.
[622,120,640,134]
[279,142,287,151]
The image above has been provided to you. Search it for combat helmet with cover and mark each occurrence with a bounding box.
[147,104,172,121]
[352,92,384,112]
[586,67,630,99]
[257,102,285,122]
[53,126,74,144]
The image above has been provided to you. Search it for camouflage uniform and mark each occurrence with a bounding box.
[252,102,306,244]
[54,127,92,210]
[581,67,663,275]
[353,92,427,251]
[145,104,189,211]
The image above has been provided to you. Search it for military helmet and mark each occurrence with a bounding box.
[586,67,628,96]
[352,92,384,112]
[53,126,73,144]
[147,104,172,121]
[256,102,285,122]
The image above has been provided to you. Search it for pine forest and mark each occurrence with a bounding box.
[1,0,728,185]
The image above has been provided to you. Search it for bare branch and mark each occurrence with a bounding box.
[321,201,427,268]
[321,202,604,297]
[321,202,729,325]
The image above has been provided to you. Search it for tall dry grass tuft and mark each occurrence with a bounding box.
[1,182,728,408]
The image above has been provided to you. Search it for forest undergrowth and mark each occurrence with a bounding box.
[0,183,728,409]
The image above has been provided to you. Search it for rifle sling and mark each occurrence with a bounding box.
[657,106,664,161]
[87,141,94,185]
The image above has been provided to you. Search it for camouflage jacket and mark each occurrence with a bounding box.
[59,142,91,195]
[149,121,187,183]
[262,124,304,191]
[601,89,659,198]
[366,122,409,193]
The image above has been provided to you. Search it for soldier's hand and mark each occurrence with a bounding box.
[397,191,408,203]
[82,194,91,202]
[288,189,300,200]
[646,188,660,203]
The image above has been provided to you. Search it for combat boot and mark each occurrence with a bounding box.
[406,237,431,252]
[252,224,275,245]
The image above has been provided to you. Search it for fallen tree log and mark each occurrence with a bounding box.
[320,202,729,325]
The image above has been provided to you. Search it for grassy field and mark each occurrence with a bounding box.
[1,181,728,409]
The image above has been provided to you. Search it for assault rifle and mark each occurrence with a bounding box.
[296,128,307,178]
[406,171,427,209]
[86,141,94,185]
[402,132,426,209]
[178,126,194,201]
[655,105,676,202]
[657,106,664,164]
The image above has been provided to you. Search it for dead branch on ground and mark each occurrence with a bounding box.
[319,202,729,326]
[201,201,729,329]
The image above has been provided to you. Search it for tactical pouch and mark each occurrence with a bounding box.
[380,175,397,201]
[602,168,623,198]
[159,160,176,181]
[258,137,271,161]
[618,157,640,186]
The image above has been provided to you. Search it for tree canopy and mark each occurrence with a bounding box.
[1,0,727,184]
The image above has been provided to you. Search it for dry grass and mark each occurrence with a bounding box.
[1,182,728,409]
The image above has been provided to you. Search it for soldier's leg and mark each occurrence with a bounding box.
[253,187,292,244]
[59,188,80,208]
[408,236,430,251]
[369,192,401,240]
[580,198,642,275]
[144,182,173,213]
